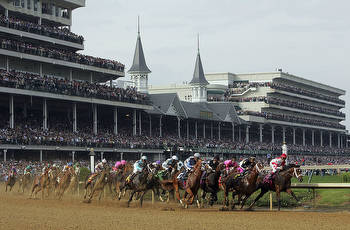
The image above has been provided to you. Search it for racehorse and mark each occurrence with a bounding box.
[126,164,160,207]
[182,159,203,207]
[222,162,264,210]
[18,173,32,193]
[47,167,60,197]
[247,164,303,211]
[200,162,225,207]
[30,170,50,199]
[5,173,16,192]
[67,167,80,195]
[84,166,110,203]
[56,167,75,200]
[115,163,133,200]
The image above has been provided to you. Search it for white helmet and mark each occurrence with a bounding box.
[172,155,179,161]
[141,156,147,160]
[52,164,57,167]
[102,159,107,164]
[194,153,201,158]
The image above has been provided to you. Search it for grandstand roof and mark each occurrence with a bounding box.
[148,93,245,123]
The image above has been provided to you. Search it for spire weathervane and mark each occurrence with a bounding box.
[197,33,200,52]
[137,15,140,35]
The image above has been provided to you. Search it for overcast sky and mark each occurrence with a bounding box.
[72,0,350,128]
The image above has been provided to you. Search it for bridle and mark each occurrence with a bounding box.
[255,163,263,173]
[293,167,302,179]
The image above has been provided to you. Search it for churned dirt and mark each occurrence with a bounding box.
[0,185,350,230]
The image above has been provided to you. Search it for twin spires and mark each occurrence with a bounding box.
[128,16,151,74]
[189,35,209,85]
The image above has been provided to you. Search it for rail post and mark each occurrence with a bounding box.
[151,190,155,204]
[269,192,273,210]
[312,188,316,207]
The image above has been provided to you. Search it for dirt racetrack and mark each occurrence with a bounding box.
[1,185,350,230]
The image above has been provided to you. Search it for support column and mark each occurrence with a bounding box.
[42,98,47,130]
[5,56,9,71]
[312,130,315,146]
[338,133,341,148]
[159,116,162,137]
[72,151,75,162]
[39,63,43,77]
[3,149,7,162]
[110,80,113,88]
[259,124,263,143]
[9,95,14,129]
[120,152,124,161]
[149,115,152,137]
[113,107,118,135]
[177,117,181,138]
[232,123,235,142]
[195,121,198,139]
[40,150,43,162]
[271,125,275,144]
[93,104,97,135]
[90,72,93,83]
[5,8,8,18]
[69,69,73,81]
[133,109,137,136]
[293,128,296,145]
[72,103,77,132]
[101,152,104,161]
[38,17,42,25]
[218,122,221,141]
[329,132,332,147]
[238,126,242,142]
[139,111,142,135]
[302,129,306,146]
[203,122,206,139]
[320,131,323,147]
[245,125,250,144]
[186,120,189,140]
[282,126,286,143]
[211,122,213,139]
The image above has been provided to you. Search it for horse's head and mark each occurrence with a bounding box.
[254,162,264,173]
[293,166,303,183]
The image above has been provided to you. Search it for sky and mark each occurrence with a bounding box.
[72,0,350,128]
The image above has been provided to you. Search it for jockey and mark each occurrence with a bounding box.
[208,155,220,171]
[239,157,256,174]
[73,162,80,175]
[42,163,51,174]
[178,153,201,180]
[9,166,17,177]
[113,161,122,171]
[95,159,107,173]
[63,162,73,172]
[269,153,288,179]
[223,159,235,175]
[126,156,148,182]
[24,165,32,175]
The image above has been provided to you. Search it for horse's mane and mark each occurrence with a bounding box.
[284,164,300,170]
[194,159,202,170]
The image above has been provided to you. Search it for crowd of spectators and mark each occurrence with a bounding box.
[0,69,150,104]
[0,14,84,44]
[0,39,124,72]
[227,82,271,95]
[270,82,345,105]
[237,110,345,130]
[266,96,345,117]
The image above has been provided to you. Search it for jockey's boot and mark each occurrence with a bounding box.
[126,173,136,183]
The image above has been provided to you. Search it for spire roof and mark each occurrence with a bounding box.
[128,17,151,74]
[190,35,209,85]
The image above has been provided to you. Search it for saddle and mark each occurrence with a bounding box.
[263,173,276,189]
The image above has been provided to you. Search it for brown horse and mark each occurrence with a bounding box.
[67,167,80,195]
[18,173,32,193]
[115,163,134,200]
[5,174,16,192]
[56,167,75,200]
[222,162,264,210]
[247,164,303,211]
[182,159,203,207]
[30,170,50,199]
[200,162,225,207]
[84,167,110,203]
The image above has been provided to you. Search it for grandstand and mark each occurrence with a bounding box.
[0,1,348,164]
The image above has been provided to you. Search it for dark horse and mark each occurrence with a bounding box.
[200,162,225,206]
[247,164,303,211]
[126,164,160,207]
[5,173,16,192]
[182,159,203,208]
[222,162,264,210]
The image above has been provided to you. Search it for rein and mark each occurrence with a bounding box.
[293,168,302,179]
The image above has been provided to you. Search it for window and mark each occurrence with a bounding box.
[13,0,20,7]
[27,0,31,9]
[21,0,25,8]
[55,5,59,17]
[34,0,38,11]
[200,111,213,119]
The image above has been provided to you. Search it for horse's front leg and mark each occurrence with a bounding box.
[246,189,267,210]
[286,188,299,202]
[127,191,136,208]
